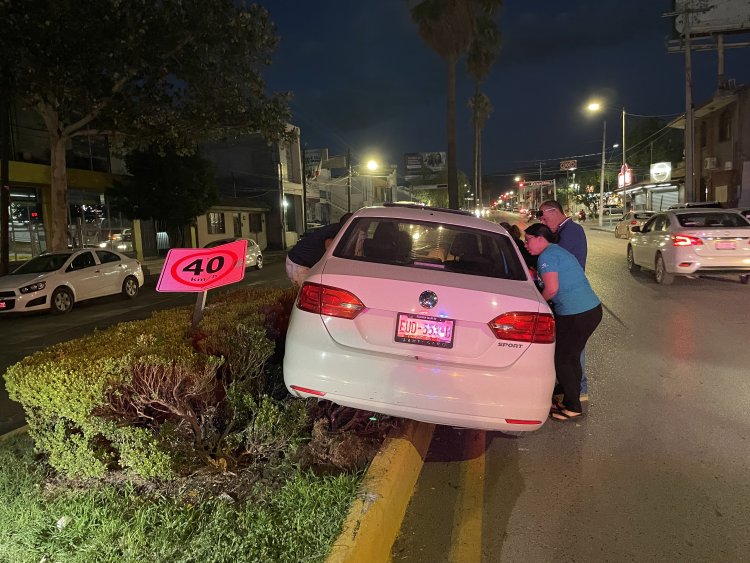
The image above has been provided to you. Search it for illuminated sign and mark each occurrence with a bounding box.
[156,240,247,292]
[650,162,672,183]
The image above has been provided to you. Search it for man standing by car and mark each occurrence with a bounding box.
[537,200,589,400]
[285,213,352,286]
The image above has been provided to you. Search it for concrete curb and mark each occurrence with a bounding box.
[0,424,28,442]
[326,420,435,563]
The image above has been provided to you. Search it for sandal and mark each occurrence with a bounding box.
[550,397,565,413]
[550,408,583,422]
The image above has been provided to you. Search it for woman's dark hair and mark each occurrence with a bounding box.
[524,222,559,243]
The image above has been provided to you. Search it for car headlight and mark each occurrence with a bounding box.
[20,281,46,294]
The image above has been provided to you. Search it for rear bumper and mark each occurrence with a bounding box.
[283,311,556,432]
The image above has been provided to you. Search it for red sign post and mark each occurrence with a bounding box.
[156,240,248,331]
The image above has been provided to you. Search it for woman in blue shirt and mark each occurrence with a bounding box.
[524,223,602,421]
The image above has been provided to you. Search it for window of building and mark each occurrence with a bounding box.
[719,110,732,142]
[249,213,262,233]
[207,212,226,234]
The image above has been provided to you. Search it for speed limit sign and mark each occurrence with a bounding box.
[157,240,247,292]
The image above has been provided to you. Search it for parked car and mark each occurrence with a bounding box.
[0,249,144,314]
[602,205,624,216]
[284,203,556,433]
[614,211,655,239]
[627,209,750,285]
[203,237,263,270]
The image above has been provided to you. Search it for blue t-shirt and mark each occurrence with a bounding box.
[557,217,587,269]
[537,244,600,316]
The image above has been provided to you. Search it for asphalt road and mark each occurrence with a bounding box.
[393,222,750,561]
[0,259,291,435]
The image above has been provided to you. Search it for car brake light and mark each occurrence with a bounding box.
[630,220,638,225]
[672,235,703,246]
[297,282,365,320]
[488,312,555,344]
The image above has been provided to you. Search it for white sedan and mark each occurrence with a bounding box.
[614,211,655,239]
[627,209,750,284]
[203,238,263,269]
[0,249,144,314]
[284,204,556,433]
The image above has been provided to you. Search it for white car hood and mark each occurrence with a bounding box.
[0,272,49,290]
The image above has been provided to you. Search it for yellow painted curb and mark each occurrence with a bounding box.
[0,424,28,442]
[326,420,435,563]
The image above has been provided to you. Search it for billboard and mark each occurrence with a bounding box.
[404,152,447,172]
[674,0,750,36]
[304,148,324,180]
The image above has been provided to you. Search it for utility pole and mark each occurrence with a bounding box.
[1,65,10,275]
[301,147,307,232]
[598,120,607,228]
[683,1,695,203]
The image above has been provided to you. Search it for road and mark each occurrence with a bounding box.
[0,260,291,435]
[392,224,750,561]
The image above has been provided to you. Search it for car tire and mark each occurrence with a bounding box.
[655,254,674,285]
[740,274,750,285]
[122,275,139,299]
[255,255,263,270]
[51,287,74,314]
[627,246,639,272]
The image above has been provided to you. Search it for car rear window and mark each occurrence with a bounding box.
[333,218,526,280]
[677,213,750,228]
[633,212,654,220]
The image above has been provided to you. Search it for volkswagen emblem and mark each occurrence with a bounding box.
[419,290,438,309]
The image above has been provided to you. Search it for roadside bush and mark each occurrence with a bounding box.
[3,287,302,480]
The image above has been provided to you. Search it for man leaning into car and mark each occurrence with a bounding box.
[285,213,352,286]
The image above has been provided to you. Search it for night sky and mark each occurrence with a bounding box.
[261,0,750,189]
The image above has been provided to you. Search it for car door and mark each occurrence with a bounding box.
[639,214,670,268]
[95,250,127,295]
[64,251,104,300]
[631,215,657,266]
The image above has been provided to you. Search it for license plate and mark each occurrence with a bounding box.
[395,313,455,348]
[716,241,736,250]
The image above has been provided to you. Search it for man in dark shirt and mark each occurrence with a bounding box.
[537,200,589,400]
[285,213,352,286]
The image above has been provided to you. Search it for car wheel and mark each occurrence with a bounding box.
[655,254,674,285]
[627,246,639,272]
[740,274,750,285]
[51,287,74,314]
[255,255,263,270]
[122,275,139,299]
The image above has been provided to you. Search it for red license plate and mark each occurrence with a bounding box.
[716,241,736,250]
[395,313,455,348]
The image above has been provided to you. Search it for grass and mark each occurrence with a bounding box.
[0,434,360,563]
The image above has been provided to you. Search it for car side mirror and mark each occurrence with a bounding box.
[631,226,641,233]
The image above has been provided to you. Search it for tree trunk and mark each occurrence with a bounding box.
[49,133,70,251]
[446,56,458,210]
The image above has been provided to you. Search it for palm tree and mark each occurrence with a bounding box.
[410,0,476,209]
[467,7,501,208]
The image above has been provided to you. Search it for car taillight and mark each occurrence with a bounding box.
[297,282,365,320]
[630,220,638,225]
[672,235,703,246]
[488,312,555,344]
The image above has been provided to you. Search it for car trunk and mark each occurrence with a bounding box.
[318,257,546,370]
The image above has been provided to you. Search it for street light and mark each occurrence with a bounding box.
[586,102,607,227]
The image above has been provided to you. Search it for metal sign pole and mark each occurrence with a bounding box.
[191,290,207,333]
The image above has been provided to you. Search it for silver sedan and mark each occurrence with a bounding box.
[614,211,655,239]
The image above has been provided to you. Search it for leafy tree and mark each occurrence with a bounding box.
[0,0,291,250]
[466,3,502,207]
[625,117,683,180]
[110,147,218,248]
[410,0,477,210]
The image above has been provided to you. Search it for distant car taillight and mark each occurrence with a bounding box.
[488,312,555,344]
[672,235,703,246]
[297,282,365,320]
[630,220,638,225]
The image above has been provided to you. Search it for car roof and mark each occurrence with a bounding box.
[352,204,506,233]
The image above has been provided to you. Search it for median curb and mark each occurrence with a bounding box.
[0,424,28,442]
[326,420,435,563]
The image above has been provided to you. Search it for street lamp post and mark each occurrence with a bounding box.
[598,120,606,227]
